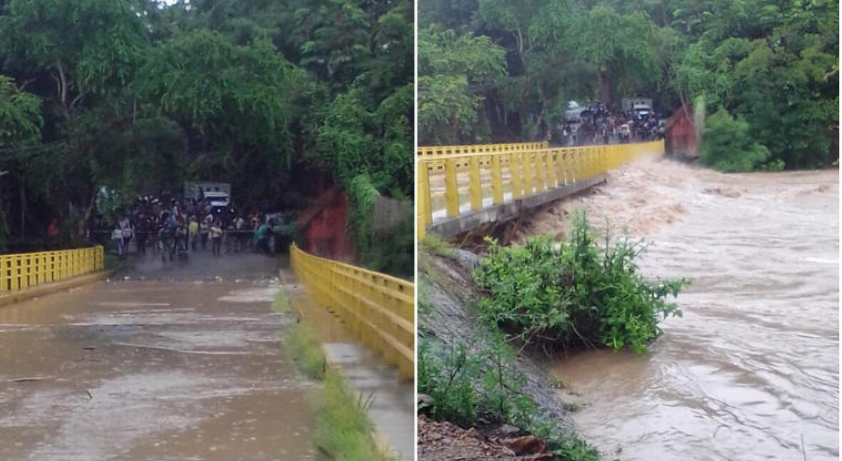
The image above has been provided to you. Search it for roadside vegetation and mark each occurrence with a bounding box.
[272,291,290,313]
[474,212,686,353]
[284,322,326,381]
[418,235,600,461]
[419,334,599,461]
[279,286,385,461]
[314,370,388,461]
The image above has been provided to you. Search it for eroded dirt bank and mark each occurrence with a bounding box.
[519,159,838,460]
[0,253,320,461]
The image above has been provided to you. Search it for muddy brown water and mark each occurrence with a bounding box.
[537,161,839,460]
[0,253,321,461]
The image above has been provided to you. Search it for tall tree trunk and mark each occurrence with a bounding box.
[78,191,96,246]
[598,67,613,107]
[18,178,25,239]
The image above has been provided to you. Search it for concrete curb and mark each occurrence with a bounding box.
[0,270,112,309]
[277,269,400,460]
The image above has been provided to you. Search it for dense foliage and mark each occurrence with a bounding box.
[700,109,773,172]
[474,213,685,353]
[419,0,838,170]
[0,0,412,269]
[418,335,599,461]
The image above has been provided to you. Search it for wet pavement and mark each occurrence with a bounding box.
[543,162,838,460]
[0,252,320,461]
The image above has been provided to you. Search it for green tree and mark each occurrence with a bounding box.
[0,75,42,252]
[0,0,148,119]
[418,27,507,144]
[700,108,770,172]
[135,30,297,205]
[0,75,41,147]
[566,5,661,107]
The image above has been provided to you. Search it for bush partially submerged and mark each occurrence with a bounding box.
[474,212,685,353]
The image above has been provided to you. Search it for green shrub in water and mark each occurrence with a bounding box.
[474,211,686,353]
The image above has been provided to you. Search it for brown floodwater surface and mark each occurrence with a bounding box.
[0,253,320,461]
[543,162,838,460]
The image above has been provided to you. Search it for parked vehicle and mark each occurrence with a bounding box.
[565,101,585,122]
[622,97,653,117]
[183,181,231,203]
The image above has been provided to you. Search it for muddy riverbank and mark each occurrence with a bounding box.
[521,160,838,460]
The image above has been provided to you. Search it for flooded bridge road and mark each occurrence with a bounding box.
[0,252,319,461]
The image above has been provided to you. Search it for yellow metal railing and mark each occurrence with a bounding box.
[418,141,549,171]
[418,140,665,239]
[0,246,104,293]
[290,244,414,380]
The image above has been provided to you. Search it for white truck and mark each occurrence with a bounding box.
[184,182,231,210]
[622,97,653,117]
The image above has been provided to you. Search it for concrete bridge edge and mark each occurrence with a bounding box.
[428,174,608,238]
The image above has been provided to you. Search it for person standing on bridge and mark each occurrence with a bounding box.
[120,216,133,255]
[189,216,199,251]
[200,217,210,250]
[210,221,223,256]
[232,214,245,252]
[47,218,59,250]
[111,223,125,259]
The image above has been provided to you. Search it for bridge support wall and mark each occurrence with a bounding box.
[428,174,606,237]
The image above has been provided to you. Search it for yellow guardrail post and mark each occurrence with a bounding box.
[419,162,432,227]
[534,152,546,193]
[523,152,534,197]
[511,152,523,200]
[546,149,557,189]
[444,158,459,218]
[491,154,503,205]
[469,156,482,211]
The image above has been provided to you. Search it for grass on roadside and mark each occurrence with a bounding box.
[103,253,132,271]
[314,370,387,461]
[273,290,290,313]
[418,334,600,461]
[278,286,386,461]
[421,233,455,259]
[284,321,325,380]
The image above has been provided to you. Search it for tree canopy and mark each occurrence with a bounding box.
[419,0,838,171]
[0,0,412,269]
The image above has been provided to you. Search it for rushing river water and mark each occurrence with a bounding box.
[544,163,838,460]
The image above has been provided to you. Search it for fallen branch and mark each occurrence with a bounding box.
[10,376,49,383]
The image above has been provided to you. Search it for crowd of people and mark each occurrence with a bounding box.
[106,196,277,262]
[554,102,665,146]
